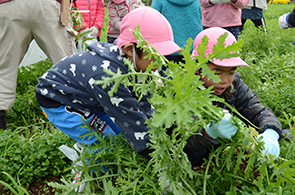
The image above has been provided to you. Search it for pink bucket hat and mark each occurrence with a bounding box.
[191,27,249,67]
[112,0,125,4]
[116,7,181,56]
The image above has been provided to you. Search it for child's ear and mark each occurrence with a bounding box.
[122,43,134,58]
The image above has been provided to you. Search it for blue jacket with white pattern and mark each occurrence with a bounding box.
[36,42,153,157]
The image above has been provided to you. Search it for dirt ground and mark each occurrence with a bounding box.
[0,175,61,195]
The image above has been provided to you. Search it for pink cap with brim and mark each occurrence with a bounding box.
[191,27,249,67]
[112,0,125,4]
[116,7,181,56]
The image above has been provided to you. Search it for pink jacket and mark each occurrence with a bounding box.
[107,0,144,38]
[200,0,249,28]
[72,0,105,37]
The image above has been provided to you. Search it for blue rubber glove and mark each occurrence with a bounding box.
[206,111,238,139]
[256,129,280,160]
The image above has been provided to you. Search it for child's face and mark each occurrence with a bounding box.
[197,62,236,96]
[123,43,156,72]
[135,52,156,72]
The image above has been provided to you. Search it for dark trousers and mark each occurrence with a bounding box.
[239,18,267,33]
[0,110,6,130]
[107,36,117,44]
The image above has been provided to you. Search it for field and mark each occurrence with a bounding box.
[1,3,295,195]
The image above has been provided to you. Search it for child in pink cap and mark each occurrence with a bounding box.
[184,27,283,167]
[36,7,180,165]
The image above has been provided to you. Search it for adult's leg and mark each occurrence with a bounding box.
[0,111,6,130]
[252,18,267,33]
[0,0,33,119]
[32,0,77,65]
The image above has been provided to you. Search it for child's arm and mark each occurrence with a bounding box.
[184,127,221,152]
[91,0,105,35]
[107,3,121,30]
[200,0,214,7]
[71,2,88,32]
[91,74,154,160]
[136,0,145,7]
[231,72,283,138]
[230,0,249,9]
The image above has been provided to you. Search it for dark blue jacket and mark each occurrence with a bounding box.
[36,42,153,156]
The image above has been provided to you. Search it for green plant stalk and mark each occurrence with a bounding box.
[0,171,30,195]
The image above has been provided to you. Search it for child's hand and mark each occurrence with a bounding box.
[133,4,144,9]
[80,28,90,38]
[90,26,99,37]
[256,129,280,160]
[205,110,238,139]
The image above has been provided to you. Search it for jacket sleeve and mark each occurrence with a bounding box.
[184,127,220,151]
[92,0,105,32]
[200,0,213,7]
[137,0,145,7]
[288,7,295,27]
[231,0,250,9]
[72,2,88,32]
[231,73,283,138]
[107,3,121,30]
[90,74,153,157]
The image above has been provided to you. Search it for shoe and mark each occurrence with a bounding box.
[282,129,292,142]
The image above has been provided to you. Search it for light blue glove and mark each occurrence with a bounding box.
[206,111,238,139]
[256,129,280,160]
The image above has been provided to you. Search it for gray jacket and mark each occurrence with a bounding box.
[185,71,283,152]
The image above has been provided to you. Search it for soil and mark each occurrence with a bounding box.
[0,175,61,195]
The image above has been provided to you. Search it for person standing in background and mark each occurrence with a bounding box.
[106,0,145,44]
[239,0,268,33]
[72,0,105,42]
[0,0,77,130]
[200,0,249,40]
[151,0,203,63]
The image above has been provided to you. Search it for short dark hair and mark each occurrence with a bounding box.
[132,43,143,58]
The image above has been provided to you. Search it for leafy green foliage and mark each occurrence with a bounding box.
[7,59,52,127]
[71,6,96,51]
[0,171,30,195]
[238,4,295,126]
[49,21,295,195]
[3,4,295,194]
[0,127,75,188]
